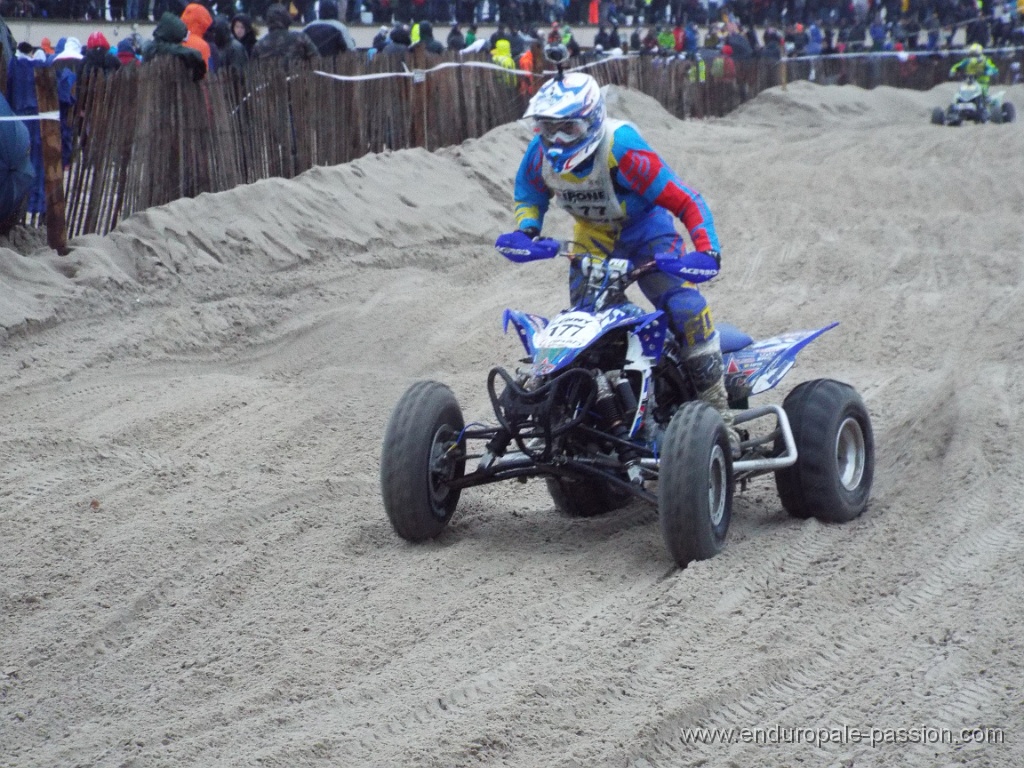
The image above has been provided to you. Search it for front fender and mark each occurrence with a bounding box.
[503,309,549,356]
[634,311,670,362]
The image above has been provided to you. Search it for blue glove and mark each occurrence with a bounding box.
[654,250,721,283]
[495,230,561,263]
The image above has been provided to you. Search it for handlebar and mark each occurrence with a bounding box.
[493,231,719,284]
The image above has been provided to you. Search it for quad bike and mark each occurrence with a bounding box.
[932,76,1016,125]
[380,236,875,568]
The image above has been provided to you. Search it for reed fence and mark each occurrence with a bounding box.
[57,47,1022,239]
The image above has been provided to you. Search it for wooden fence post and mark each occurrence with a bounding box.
[410,46,428,150]
[34,66,68,255]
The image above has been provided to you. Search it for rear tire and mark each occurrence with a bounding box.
[546,476,632,518]
[381,381,465,541]
[658,401,734,568]
[931,107,945,125]
[774,379,874,523]
[1002,101,1016,124]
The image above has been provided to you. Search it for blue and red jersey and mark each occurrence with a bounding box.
[513,122,720,255]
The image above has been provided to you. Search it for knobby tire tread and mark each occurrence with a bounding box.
[547,476,631,518]
[659,401,733,567]
[381,381,464,541]
[776,379,873,523]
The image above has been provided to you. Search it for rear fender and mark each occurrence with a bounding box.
[724,322,838,399]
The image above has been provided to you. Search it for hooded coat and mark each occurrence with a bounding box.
[381,25,412,57]
[81,32,123,81]
[302,0,358,57]
[230,12,258,56]
[414,21,445,54]
[53,37,84,62]
[4,50,45,216]
[0,91,35,231]
[50,38,83,168]
[181,3,214,67]
[491,38,516,80]
[142,12,207,80]
[446,25,465,51]
[0,16,15,71]
[252,3,319,62]
[724,31,753,59]
[208,16,249,70]
[117,37,141,66]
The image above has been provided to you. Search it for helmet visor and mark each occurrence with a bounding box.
[535,118,589,146]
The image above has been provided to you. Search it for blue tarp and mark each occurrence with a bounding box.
[0,16,14,71]
[0,90,35,226]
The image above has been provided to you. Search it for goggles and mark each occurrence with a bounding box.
[535,118,588,146]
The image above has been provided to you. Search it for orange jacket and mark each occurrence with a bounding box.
[518,47,538,97]
[181,3,213,67]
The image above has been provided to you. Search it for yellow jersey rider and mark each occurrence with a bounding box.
[509,71,739,453]
[950,43,999,117]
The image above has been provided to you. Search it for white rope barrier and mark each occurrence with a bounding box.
[0,111,60,122]
[308,43,1024,86]
[314,59,534,83]
[784,44,1024,63]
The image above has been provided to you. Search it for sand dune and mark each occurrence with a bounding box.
[2,80,1023,767]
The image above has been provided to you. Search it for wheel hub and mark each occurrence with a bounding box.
[835,417,866,491]
[708,443,727,527]
[428,427,460,514]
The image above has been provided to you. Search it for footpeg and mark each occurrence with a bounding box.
[477,450,497,472]
[626,461,644,487]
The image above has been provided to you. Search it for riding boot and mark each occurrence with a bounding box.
[682,335,742,458]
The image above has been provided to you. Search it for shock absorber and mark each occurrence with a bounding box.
[594,371,625,433]
[594,371,641,483]
[613,374,639,426]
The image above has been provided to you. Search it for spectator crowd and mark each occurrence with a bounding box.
[3,0,1023,226]
[3,0,1024,52]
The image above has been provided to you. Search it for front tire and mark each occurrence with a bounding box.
[381,381,465,541]
[931,106,946,125]
[1001,101,1016,123]
[658,402,734,568]
[775,379,874,523]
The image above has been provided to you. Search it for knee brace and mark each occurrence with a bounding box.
[660,287,716,348]
[682,335,725,392]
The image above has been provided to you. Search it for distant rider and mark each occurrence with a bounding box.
[509,70,739,453]
[949,43,999,119]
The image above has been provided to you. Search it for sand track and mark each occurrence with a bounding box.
[2,80,1023,767]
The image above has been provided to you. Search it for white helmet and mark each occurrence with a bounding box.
[524,72,606,174]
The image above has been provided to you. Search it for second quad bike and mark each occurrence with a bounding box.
[932,76,1016,125]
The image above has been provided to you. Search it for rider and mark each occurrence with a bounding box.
[510,69,739,453]
[949,43,999,119]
